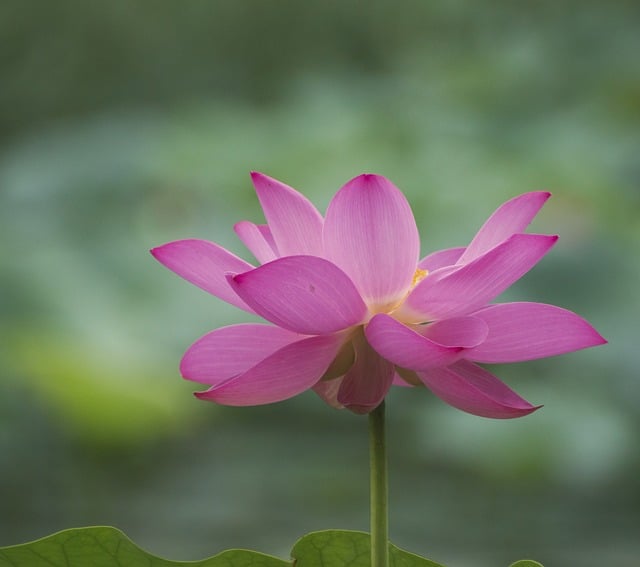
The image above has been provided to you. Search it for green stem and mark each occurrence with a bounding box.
[369,400,389,567]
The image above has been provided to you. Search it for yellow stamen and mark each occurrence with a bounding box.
[411,268,428,288]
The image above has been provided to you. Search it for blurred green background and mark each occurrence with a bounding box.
[1,1,638,566]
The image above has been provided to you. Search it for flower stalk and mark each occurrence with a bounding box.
[369,399,389,567]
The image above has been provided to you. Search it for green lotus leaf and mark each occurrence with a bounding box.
[0,527,286,567]
[0,526,542,567]
[291,529,445,566]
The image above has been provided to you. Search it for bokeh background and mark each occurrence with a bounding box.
[1,2,638,566]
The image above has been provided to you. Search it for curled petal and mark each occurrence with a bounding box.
[402,233,558,321]
[251,172,324,257]
[365,314,466,371]
[324,174,420,309]
[196,334,343,406]
[418,360,540,419]
[458,191,552,264]
[151,239,254,312]
[320,339,355,381]
[313,378,345,409]
[234,221,278,264]
[467,302,607,363]
[337,330,395,414]
[180,324,301,386]
[418,247,465,272]
[393,368,421,387]
[228,255,367,335]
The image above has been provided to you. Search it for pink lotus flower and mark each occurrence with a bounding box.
[152,173,606,417]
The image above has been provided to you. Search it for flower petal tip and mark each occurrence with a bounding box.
[480,403,543,419]
[149,244,173,262]
[149,244,167,260]
[531,190,552,201]
[540,233,559,247]
[191,387,227,403]
[345,172,391,188]
[514,403,544,419]
[249,171,282,192]
[491,403,543,420]
[593,334,608,347]
[249,170,267,182]
[584,321,608,347]
[193,389,221,403]
[250,170,286,188]
[480,401,543,420]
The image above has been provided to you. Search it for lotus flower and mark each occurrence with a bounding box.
[152,173,606,417]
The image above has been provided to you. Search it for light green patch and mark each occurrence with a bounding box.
[6,330,196,446]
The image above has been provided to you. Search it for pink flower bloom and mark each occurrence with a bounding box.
[152,173,606,418]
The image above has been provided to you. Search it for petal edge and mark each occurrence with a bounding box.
[151,239,254,312]
[418,360,540,419]
[458,191,552,264]
[467,302,607,363]
[196,334,343,406]
[251,172,324,257]
[229,255,368,335]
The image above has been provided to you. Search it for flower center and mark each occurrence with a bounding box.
[378,267,429,316]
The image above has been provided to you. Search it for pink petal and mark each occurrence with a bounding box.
[251,172,324,257]
[392,374,412,387]
[467,302,607,363]
[151,239,254,312]
[234,221,279,264]
[337,331,395,414]
[402,233,558,321]
[323,174,420,310]
[421,316,489,348]
[457,191,551,264]
[365,314,466,371]
[196,334,342,406]
[418,247,465,272]
[228,255,367,335]
[320,339,355,381]
[418,360,540,419]
[180,324,301,386]
[313,378,345,409]
[392,369,420,387]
